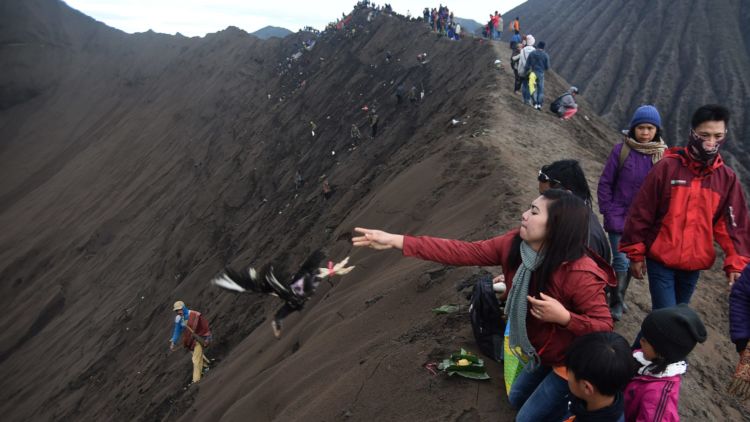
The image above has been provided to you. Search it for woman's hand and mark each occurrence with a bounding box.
[728,272,741,288]
[352,227,404,250]
[630,261,647,280]
[527,292,571,326]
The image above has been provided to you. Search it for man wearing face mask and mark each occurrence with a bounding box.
[620,104,750,312]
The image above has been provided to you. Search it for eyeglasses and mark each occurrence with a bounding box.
[691,129,727,143]
[538,169,562,186]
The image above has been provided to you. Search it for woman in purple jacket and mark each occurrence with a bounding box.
[597,105,667,321]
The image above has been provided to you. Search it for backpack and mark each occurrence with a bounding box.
[618,142,632,169]
[469,276,504,361]
[549,94,567,114]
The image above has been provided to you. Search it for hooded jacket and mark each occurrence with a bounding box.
[559,92,578,111]
[729,264,750,352]
[402,229,614,366]
[517,45,535,77]
[620,147,750,275]
[624,351,684,422]
[598,140,661,233]
[510,33,522,49]
[524,48,550,74]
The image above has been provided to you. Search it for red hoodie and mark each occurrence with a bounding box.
[620,147,750,275]
[403,229,614,366]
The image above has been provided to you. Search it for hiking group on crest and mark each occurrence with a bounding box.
[166,3,750,421]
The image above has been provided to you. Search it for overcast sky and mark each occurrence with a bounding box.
[65,0,526,37]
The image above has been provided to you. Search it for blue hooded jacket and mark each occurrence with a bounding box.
[170,304,189,344]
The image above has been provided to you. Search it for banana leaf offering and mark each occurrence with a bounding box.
[437,348,490,380]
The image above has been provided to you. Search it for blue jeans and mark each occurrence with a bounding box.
[646,258,700,309]
[509,365,570,422]
[533,71,545,106]
[521,76,531,104]
[632,259,700,349]
[608,232,630,273]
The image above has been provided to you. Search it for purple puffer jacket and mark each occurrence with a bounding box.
[729,264,750,350]
[597,142,657,233]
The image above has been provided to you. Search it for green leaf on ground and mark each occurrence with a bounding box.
[432,304,459,314]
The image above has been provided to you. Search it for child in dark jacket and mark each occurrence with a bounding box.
[564,332,637,422]
[624,305,706,422]
[212,250,353,338]
[728,263,750,398]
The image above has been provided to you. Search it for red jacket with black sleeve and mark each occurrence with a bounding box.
[403,229,614,366]
[620,147,750,275]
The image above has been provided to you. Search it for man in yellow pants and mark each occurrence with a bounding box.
[169,301,212,383]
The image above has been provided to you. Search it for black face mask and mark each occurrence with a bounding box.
[687,130,725,164]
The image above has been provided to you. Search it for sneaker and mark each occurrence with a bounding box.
[271,319,282,339]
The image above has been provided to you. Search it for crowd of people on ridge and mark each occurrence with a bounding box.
[163,4,750,420]
[423,5,461,40]
[351,103,750,420]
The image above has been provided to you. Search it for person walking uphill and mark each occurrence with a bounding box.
[517,35,536,106]
[169,301,212,384]
[353,189,615,422]
[368,109,379,138]
[598,105,667,321]
[620,104,750,312]
[524,41,549,110]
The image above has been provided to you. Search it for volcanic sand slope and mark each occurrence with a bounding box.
[503,0,750,181]
[0,1,748,421]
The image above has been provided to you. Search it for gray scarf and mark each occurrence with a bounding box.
[507,241,544,369]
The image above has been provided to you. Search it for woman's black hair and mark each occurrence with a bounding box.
[644,356,669,375]
[508,189,590,293]
[627,126,662,144]
[539,160,593,207]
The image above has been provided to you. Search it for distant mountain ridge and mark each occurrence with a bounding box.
[504,0,750,181]
[252,25,292,39]
[453,17,482,34]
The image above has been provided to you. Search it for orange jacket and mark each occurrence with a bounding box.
[620,147,750,274]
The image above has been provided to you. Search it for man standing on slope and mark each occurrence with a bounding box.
[620,104,750,311]
[524,41,550,110]
[517,35,536,106]
[169,300,212,384]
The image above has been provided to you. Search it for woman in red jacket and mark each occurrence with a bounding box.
[353,189,614,421]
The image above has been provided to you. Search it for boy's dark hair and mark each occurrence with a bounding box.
[566,332,637,396]
[691,104,730,129]
[539,160,593,206]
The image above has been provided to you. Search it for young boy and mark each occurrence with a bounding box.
[564,332,637,421]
